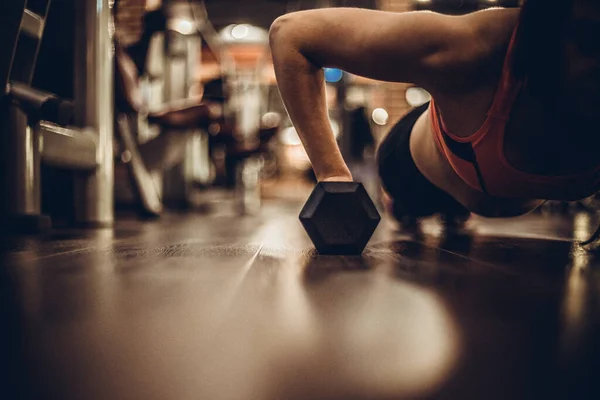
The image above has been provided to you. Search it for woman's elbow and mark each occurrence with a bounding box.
[270,13,316,71]
[269,14,295,49]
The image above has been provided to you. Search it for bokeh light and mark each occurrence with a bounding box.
[372,108,389,126]
[324,68,344,83]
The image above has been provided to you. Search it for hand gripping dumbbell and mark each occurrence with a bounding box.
[299,182,381,255]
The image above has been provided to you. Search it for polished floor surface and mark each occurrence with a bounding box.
[2,198,600,400]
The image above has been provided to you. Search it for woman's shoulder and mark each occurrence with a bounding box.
[427,9,522,137]
[431,9,520,105]
[421,7,519,103]
[456,7,521,88]
[475,7,521,57]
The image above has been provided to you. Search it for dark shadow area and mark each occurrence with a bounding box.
[302,253,371,283]
[0,267,42,400]
[367,232,600,400]
[1,205,600,399]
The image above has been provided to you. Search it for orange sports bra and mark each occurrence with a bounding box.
[430,23,600,201]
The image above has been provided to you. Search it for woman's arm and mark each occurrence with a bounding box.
[269,8,493,181]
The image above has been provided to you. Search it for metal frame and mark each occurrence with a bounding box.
[115,114,163,216]
[0,0,28,89]
[0,0,51,228]
[0,0,115,231]
[38,122,99,171]
[72,0,115,227]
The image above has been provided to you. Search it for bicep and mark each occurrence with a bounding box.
[270,8,481,92]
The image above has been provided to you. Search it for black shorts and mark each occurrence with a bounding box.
[377,103,469,219]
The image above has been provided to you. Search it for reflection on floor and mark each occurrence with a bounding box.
[1,199,600,400]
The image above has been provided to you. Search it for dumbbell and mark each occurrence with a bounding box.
[299,182,381,255]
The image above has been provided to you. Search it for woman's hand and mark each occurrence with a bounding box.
[320,174,354,183]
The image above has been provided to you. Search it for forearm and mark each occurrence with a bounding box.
[269,17,351,181]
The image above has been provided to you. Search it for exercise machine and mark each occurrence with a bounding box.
[0,0,114,232]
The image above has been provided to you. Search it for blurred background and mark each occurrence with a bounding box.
[1,0,531,231]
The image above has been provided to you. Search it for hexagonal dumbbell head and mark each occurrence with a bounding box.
[299,182,381,255]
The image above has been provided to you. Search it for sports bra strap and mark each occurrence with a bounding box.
[488,22,522,120]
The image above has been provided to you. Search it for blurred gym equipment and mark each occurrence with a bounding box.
[196,0,281,214]
[0,0,114,232]
[111,0,280,216]
[114,37,217,217]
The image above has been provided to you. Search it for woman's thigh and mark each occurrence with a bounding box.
[377,104,470,220]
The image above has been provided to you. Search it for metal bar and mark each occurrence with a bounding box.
[116,114,163,216]
[3,104,41,216]
[20,10,45,39]
[0,0,27,88]
[72,0,115,227]
[38,121,98,171]
[0,0,52,232]
[9,0,52,85]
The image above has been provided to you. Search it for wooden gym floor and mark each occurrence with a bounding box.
[1,195,600,400]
